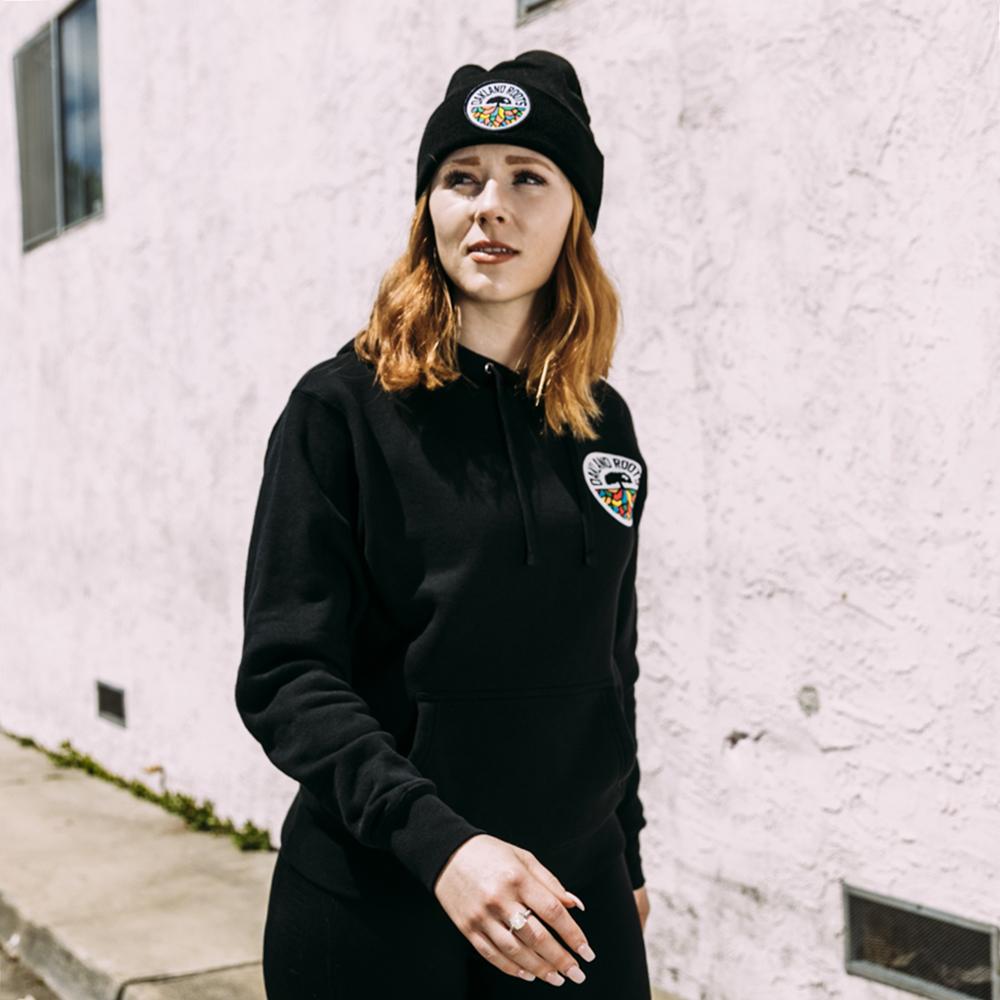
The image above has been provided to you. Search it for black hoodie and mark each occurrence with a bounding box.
[235,335,648,898]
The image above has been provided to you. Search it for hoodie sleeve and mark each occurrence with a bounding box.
[612,398,649,891]
[235,386,487,896]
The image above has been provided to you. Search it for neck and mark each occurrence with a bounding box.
[455,294,539,371]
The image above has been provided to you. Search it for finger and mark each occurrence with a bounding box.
[483,916,576,986]
[519,883,596,969]
[467,928,539,983]
[521,852,586,912]
[477,917,572,986]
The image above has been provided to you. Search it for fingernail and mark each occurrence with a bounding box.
[565,965,586,984]
[568,892,586,911]
[545,971,566,986]
[579,943,596,963]
[518,970,536,981]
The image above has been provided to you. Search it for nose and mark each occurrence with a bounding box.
[472,176,507,225]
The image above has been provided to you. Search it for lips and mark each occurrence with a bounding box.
[467,240,519,254]
[468,247,519,264]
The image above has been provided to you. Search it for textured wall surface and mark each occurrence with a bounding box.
[2,1,998,997]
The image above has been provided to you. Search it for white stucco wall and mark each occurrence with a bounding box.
[2,1,998,997]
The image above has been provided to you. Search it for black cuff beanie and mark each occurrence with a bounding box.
[415,50,604,234]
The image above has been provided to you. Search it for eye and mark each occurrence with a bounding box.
[514,170,546,185]
[443,169,473,188]
[441,169,547,188]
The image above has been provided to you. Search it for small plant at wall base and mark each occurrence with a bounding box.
[4,730,273,852]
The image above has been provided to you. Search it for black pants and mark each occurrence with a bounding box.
[262,848,651,998]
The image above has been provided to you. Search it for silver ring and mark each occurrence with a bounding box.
[507,907,533,932]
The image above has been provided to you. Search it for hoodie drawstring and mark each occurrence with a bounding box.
[486,361,594,568]
[487,362,539,566]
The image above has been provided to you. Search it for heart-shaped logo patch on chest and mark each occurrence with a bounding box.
[581,451,643,526]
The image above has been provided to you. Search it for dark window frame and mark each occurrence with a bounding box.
[516,0,562,23]
[13,0,103,253]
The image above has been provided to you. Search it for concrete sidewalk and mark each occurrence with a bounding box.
[0,732,679,1000]
[0,732,270,1000]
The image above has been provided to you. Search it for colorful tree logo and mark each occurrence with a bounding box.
[464,81,532,131]
[581,451,643,527]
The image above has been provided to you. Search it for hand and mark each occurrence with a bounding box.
[433,833,597,986]
[634,885,650,933]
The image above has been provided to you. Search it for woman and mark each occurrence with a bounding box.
[235,49,651,997]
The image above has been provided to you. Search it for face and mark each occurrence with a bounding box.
[427,143,574,313]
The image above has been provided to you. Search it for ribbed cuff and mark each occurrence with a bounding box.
[623,834,645,890]
[387,791,488,895]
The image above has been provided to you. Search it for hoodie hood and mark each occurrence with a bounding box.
[453,340,596,568]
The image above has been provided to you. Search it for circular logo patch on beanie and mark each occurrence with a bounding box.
[581,452,643,527]
[464,81,531,131]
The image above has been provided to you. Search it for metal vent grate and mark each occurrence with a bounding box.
[96,681,126,726]
[843,882,999,1000]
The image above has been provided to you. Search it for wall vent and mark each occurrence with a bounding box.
[843,882,999,1000]
[96,681,126,726]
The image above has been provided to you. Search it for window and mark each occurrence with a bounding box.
[13,0,103,251]
[516,0,561,21]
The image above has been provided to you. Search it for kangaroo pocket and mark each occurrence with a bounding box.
[408,680,634,850]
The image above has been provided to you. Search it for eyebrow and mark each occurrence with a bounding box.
[447,155,552,169]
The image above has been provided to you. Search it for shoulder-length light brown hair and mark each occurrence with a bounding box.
[353,182,621,441]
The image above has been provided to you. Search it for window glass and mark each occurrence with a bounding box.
[59,0,103,225]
